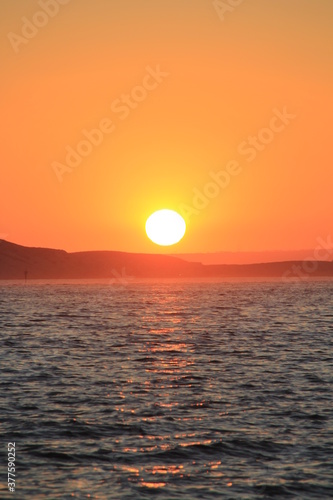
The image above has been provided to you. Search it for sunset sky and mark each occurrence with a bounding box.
[1,0,332,256]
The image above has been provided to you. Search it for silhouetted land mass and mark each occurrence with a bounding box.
[171,249,333,265]
[0,239,332,280]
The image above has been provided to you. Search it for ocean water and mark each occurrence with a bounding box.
[0,279,332,499]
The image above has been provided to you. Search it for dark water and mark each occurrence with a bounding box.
[1,280,332,499]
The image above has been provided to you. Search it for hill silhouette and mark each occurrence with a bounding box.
[0,239,332,280]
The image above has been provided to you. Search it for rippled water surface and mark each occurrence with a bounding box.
[1,280,332,499]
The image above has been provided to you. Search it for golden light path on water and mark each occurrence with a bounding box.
[1,281,332,498]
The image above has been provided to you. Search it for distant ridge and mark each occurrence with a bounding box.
[171,249,333,265]
[0,239,332,280]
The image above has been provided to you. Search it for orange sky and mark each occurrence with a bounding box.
[1,0,332,255]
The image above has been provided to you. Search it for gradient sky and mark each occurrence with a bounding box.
[1,0,332,254]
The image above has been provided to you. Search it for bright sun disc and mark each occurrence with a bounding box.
[145,209,186,246]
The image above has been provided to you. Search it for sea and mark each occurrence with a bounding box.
[0,279,332,499]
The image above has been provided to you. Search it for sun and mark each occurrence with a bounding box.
[145,209,186,246]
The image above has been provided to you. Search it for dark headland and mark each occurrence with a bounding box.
[0,239,332,280]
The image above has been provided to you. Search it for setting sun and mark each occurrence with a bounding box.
[145,210,186,246]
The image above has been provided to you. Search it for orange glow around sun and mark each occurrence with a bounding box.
[1,1,332,257]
